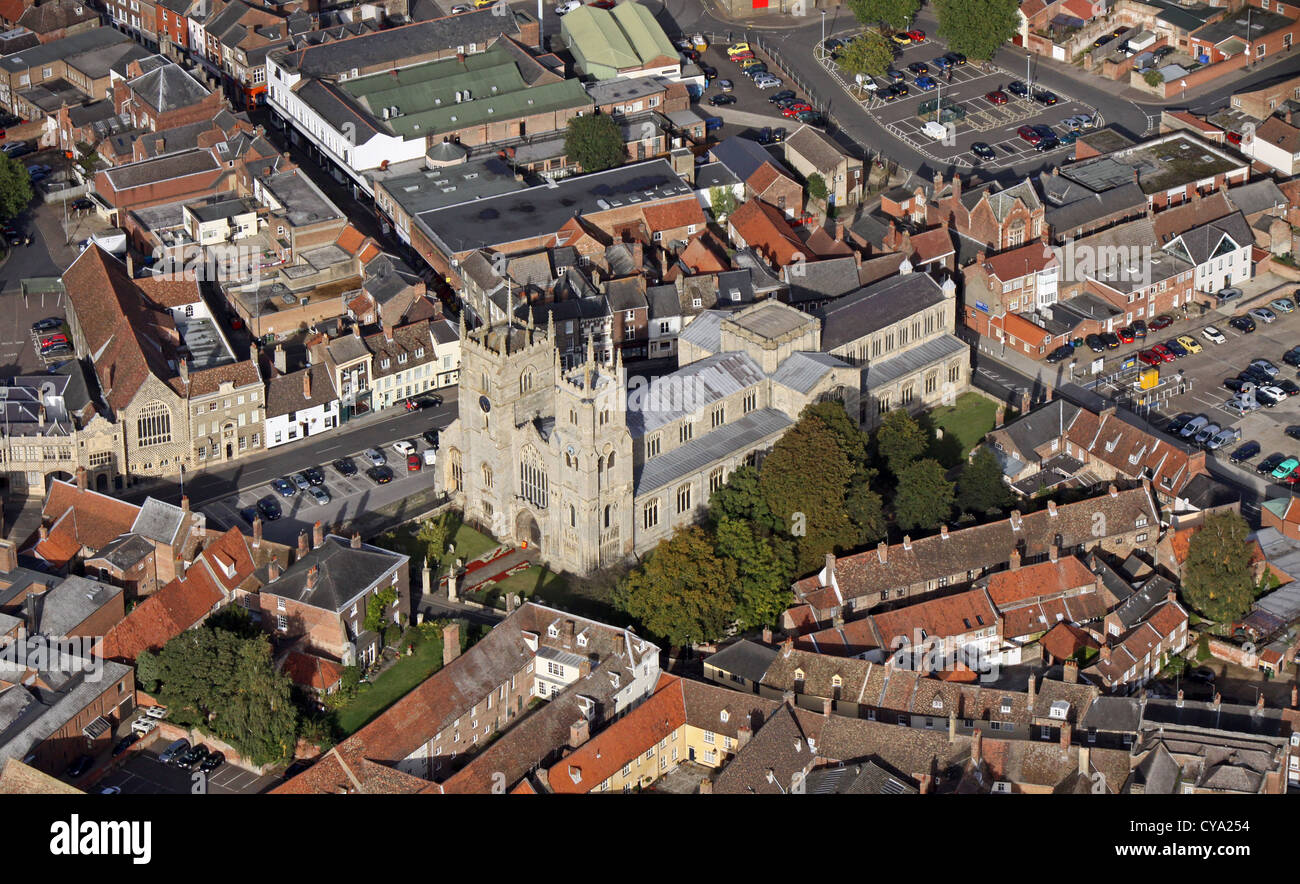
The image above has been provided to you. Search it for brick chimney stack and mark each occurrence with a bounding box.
[181,495,190,514]
[1027,674,1036,710]
[761,626,773,644]
[1063,660,1078,684]
[1292,684,1298,709]
[253,516,262,547]
[1060,722,1071,754]
[303,369,312,400]
[0,539,15,574]
[1009,548,1021,570]
[297,529,309,558]
[568,718,590,749]
[877,541,887,564]
[822,696,832,717]
[75,466,87,491]
[699,778,713,794]
[443,622,461,666]
[737,725,752,748]
[268,556,281,581]
[971,729,982,766]
[306,566,319,590]
[918,773,932,794]
[352,532,362,549]
[313,520,324,549]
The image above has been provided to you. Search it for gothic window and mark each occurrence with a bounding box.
[520,368,534,394]
[449,447,463,492]
[569,504,576,528]
[607,450,615,470]
[647,434,661,458]
[519,445,548,509]
[481,463,494,489]
[603,504,612,529]
[709,467,725,493]
[137,401,172,447]
[643,499,659,529]
[676,483,692,514]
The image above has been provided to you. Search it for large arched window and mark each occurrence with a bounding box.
[520,368,534,395]
[519,445,549,510]
[448,447,463,493]
[137,401,172,447]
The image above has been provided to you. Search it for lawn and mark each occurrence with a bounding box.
[466,565,568,609]
[380,512,499,568]
[925,393,999,467]
[334,633,445,736]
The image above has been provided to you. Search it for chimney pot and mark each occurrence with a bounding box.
[268,556,281,581]
[75,466,87,491]
[1010,548,1021,570]
[253,516,262,547]
[1063,660,1078,684]
[306,565,319,590]
[877,541,888,564]
[971,729,982,765]
[351,532,362,549]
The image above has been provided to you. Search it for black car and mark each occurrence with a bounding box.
[1163,339,1187,358]
[367,465,394,484]
[1229,315,1256,333]
[700,64,717,79]
[1007,80,1029,97]
[971,141,995,160]
[1132,320,1148,338]
[1283,346,1300,367]
[238,505,259,525]
[907,61,930,76]
[1045,344,1074,364]
[199,751,225,773]
[878,84,900,101]
[333,456,357,477]
[31,317,61,332]
[71,197,95,212]
[1035,137,1059,152]
[708,93,737,106]
[65,755,94,778]
[177,745,210,769]
[1280,379,1300,397]
[1287,426,1300,441]
[1224,377,1247,393]
[1258,453,1288,475]
[944,52,966,66]
[256,495,282,521]
[1229,441,1260,464]
[1166,413,1195,435]
[304,467,325,485]
[1033,124,1055,140]
[112,734,139,756]
[1085,334,1105,352]
[1032,89,1058,106]
[769,89,797,104]
[796,110,827,126]
[1101,332,1121,349]
[422,429,441,447]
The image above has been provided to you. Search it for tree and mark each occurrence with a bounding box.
[1182,511,1257,623]
[614,526,737,646]
[364,587,398,633]
[0,153,32,223]
[957,447,1015,516]
[893,458,955,531]
[845,482,887,545]
[565,113,625,173]
[806,173,829,209]
[875,409,929,476]
[709,186,737,220]
[934,0,1020,61]
[1143,69,1165,88]
[847,0,920,31]
[714,517,793,630]
[707,465,778,532]
[836,31,896,78]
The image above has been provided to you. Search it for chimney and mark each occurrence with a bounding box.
[563,619,575,647]
[1100,644,1111,664]
[1049,543,1059,563]
[181,495,190,515]
[1060,723,1071,754]
[822,696,832,717]
[951,173,961,203]
[1132,168,1140,185]
[0,540,15,574]
[568,718,590,749]
[1078,745,1090,777]
[351,532,362,549]
[782,636,793,658]
[761,626,773,644]
[948,709,957,742]
[1108,484,1118,498]
[303,369,312,400]
[824,552,835,581]
[918,773,932,794]
[443,622,461,666]
[976,249,986,265]
[297,529,309,559]
[940,524,949,539]
[1292,684,1298,709]
[1010,510,1022,530]
[1257,694,1265,711]
[252,516,262,548]
[698,778,713,795]
[902,535,913,551]
[1047,500,1058,517]
[274,345,287,375]
[781,690,795,707]
[268,556,281,582]
[306,566,319,590]
[127,253,134,277]
[1027,674,1036,709]
[38,524,48,542]
[877,541,888,564]
[932,171,943,195]
[1063,660,1078,684]
[75,466,87,491]
[1213,692,1222,710]
[1177,689,1184,704]
[313,520,324,549]
[1053,165,1061,177]
[736,725,752,748]
[1009,548,1021,570]
[971,729,982,765]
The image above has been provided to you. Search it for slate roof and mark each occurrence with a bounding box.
[0,655,133,766]
[128,62,211,114]
[131,498,187,547]
[782,255,860,305]
[257,535,406,614]
[861,333,966,392]
[712,702,820,794]
[815,272,946,351]
[625,350,767,435]
[633,407,792,495]
[265,362,337,418]
[770,351,850,394]
[706,640,778,683]
[29,575,122,638]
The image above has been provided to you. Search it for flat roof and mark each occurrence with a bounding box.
[377,156,525,216]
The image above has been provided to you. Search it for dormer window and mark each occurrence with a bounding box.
[1049,701,1070,720]
[831,674,842,688]
[793,668,804,682]
[547,622,559,638]
[577,633,588,647]
[1000,698,1013,714]
[720,709,729,723]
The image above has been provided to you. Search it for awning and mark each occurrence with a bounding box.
[82,716,111,740]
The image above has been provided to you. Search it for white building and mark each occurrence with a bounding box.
[1163,211,1255,294]
[264,363,339,449]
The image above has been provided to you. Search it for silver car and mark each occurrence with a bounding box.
[308,486,331,505]
[1249,307,1276,324]
[363,447,386,467]
[1193,422,1221,446]
[1206,426,1241,450]
[1179,415,1209,439]
[1271,298,1295,314]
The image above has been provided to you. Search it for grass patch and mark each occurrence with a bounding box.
[334,634,445,736]
[923,393,999,467]
[380,511,499,568]
[466,564,568,609]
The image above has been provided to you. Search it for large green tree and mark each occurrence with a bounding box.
[957,446,1015,516]
[709,186,737,220]
[614,526,737,646]
[564,112,624,173]
[147,619,299,765]
[836,30,896,78]
[714,517,793,630]
[707,465,778,532]
[0,153,32,222]
[1182,511,1257,623]
[893,458,956,531]
[934,0,1021,61]
[847,0,920,32]
[875,409,929,476]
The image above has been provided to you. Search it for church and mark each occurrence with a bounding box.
[441,299,863,576]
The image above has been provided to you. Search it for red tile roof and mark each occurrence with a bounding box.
[283,651,345,692]
[1039,621,1099,661]
[99,562,224,662]
[729,199,804,266]
[35,480,141,562]
[983,240,1056,282]
[641,197,706,233]
[986,557,1097,607]
[872,588,999,648]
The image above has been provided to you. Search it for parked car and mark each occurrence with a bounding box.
[971,141,995,160]
[199,752,225,773]
[1273,458,1300,480]
[1229,441,1260,464]
[915,75,937,91]
[1193,422,1221,446]
[906,61,929,76]
[308,486,330,505]
[753,76,782,90]
[1174,334,1202,354]
[1229,315,1256,333]
[795,110,827,126]
[31,317,61,332]
[1032,89,1058,105]
[890,32,912,45]
[1137,350,1163,366]
[1285,347,1300,367]
[1286,426,1300,441]
[931,56,952,71]
[769,89,796,103]
[1216,286,1242,303]
[1151,343,1175,362]
[985,90,1008,105]
[945,52,966,66]
[392,440,416,457]
[1101,332,1121,349]
[1165,413,1195,435]
[1250,359,1279,378]
[158,739,190,765]
[176,745,210,770]
[406,453,422,472]
[1259,453,1288,475]
[1201,326,1226,344]
[422,428,441,447]
[1258,386,1287,407]
[113,734,140,756]
[907,29,926,41]
[1249,307,1277,324]
[1007,80,1029,97]
[303,467,325,485]
[1272,298,1296,314]
[717,79,734,92]
[708,93,737,106]
[1178,415,1209,439]
[333,456,357,477]
[1017,125,1041,145]
[1224,377,1247,393]
[65,756,94,778]
[363,448,386,466]
[1117,327,1135,344]
[1085,334,1105,352]
[256,495,281,521]
[1045,344,1074,363]
[757,126,786,144]
[292,472,312,491]
[1148,314,1174,330]
[1206,426,1240,450]
[1278,378,1300,397]
[367,465,394,484]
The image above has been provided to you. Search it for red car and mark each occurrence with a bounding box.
[407,454,422,472]
[985,90,1008,105]
[1137,349,1162,366]
[40,333,68,347]
[729,50,754,62]
[1117,327,1135,343]
[906,29,925,41]
[782,103,812,118]
[1017,125,1041,145]
[589,0,615,6]
[1150,343,1175,362]
[1148,314,1174,331]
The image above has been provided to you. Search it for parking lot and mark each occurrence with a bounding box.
[818,29,1097,169]
[690,39,820,142]
[1081,285,1300,489]
[98,739,280,795]
[201,434,441,544]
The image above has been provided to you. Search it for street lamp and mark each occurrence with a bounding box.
[1026,53,1031,90]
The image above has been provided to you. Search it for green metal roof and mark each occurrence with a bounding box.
[610,2,678,63]
[341,44,591,140]
[562,1,677,70]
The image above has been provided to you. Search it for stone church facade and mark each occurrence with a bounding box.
[443,300,861,577]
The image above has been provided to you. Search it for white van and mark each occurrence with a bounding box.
[921,120,949,141]
[422,449,437,466]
